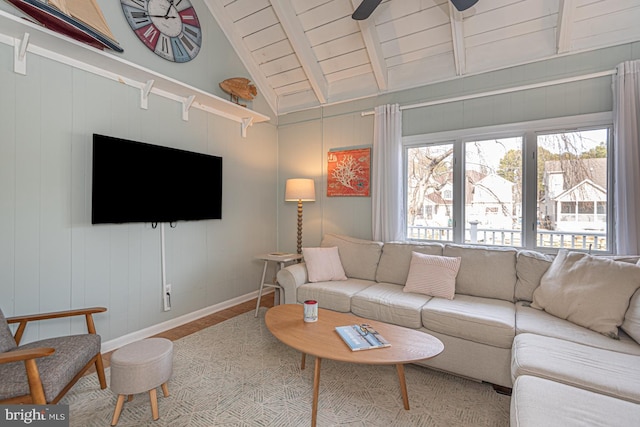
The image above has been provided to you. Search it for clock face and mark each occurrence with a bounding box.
[121,0,202,62]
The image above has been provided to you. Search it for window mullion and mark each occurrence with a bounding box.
[452,140,465,243]
[522,131,537,249]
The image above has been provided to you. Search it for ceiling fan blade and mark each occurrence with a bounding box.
[352,0,383,20]
[450,0,479,12]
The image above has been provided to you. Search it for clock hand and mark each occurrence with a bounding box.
[164,0,174,18]
[147,14,177,18]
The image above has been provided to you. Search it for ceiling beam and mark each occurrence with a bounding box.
[556,0,575,54]
[269,0,328,105]
[351,0,387,91]
[203,0,279,116]
[448,3,466,76]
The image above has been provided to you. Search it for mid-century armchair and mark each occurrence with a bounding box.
[0,306,107,404]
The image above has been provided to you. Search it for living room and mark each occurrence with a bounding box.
[1,0,640,425]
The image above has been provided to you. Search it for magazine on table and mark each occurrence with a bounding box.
[335,324,391,351]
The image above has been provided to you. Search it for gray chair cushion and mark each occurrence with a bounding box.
[0,309,17,353]
[0,334,101,402]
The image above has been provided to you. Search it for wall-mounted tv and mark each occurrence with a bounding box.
[92,134,222,224]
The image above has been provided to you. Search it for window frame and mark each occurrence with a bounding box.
[403,112,614,253]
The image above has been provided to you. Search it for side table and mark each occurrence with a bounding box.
[254,253,303,317]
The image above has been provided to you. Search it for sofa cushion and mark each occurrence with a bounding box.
[511,375,640,427]
[443,244,517,302]
[302,247,347,282]
[515,302,640,355]
[623,288,640,344]
[321,234,382,281]
[403,252,460,300]
[421,294,515,348]
[515,250,553,302]
[297,279,374,313]
[512,333,640,403]
[375,242,444,285]
[351,282,431,329]
[531,250,640,338]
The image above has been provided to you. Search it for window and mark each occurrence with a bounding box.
[465,138,522,246]
[406,144,453,241]
[536,129,609,251]
[404,118,612,252]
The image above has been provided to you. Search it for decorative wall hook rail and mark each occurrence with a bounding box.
[0,10,270,136]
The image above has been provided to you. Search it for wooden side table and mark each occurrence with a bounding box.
[254,253,303,317]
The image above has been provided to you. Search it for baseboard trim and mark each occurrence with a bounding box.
[101,289,272,353]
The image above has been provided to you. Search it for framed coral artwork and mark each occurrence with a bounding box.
[327,147,371,197]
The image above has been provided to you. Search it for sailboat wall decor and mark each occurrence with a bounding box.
[4,0,123,52]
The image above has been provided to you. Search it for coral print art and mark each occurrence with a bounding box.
[327,147,371,197]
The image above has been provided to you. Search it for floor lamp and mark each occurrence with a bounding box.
[285,178,316,254]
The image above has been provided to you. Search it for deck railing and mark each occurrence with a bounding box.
[407,225,607,251]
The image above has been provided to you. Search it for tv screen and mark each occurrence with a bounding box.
[91,134,222,224]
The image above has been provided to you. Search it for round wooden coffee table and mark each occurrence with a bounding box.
[265,304,444,427]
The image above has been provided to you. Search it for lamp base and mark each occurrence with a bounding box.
[296,200,303,254]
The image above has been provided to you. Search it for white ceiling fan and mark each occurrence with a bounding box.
[352,0,479,20]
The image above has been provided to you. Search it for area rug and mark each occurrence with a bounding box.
[61,308,510,426]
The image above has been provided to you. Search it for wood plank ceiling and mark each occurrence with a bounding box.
[204,0,640,115]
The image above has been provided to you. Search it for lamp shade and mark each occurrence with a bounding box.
[285,179,316,201]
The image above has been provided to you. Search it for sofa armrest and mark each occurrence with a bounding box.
[277,262,309,304]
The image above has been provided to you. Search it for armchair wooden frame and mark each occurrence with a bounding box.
[0,307,108,405]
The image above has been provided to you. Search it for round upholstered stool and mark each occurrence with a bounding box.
[109,338,173,426]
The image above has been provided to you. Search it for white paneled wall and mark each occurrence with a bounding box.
[0,43,278,345]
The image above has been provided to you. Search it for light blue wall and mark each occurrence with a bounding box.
[0,33,278,343]
[277,42,640,250]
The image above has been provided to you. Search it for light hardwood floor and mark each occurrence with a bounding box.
[91,292,275,373]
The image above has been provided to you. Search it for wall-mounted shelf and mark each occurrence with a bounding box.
[0,10,270,137]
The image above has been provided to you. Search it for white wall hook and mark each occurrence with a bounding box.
[241,117,253,138]
[13,32,30,75]
[141,79,154,110]
[182,95,195,121]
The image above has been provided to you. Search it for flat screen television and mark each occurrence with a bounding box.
[91,134,222,224]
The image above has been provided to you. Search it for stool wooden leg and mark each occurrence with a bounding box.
[161,382,169,397]
[111,394,125,426]
[127,394,133,402]
[149,388,159,420]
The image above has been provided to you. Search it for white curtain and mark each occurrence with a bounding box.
[372,104,403,242]
[613,60,640,254]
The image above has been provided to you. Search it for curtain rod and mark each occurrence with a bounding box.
[361,69,617,116]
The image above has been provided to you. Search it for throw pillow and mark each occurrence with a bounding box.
[622,289,640,344]
[403,252,461,300]
[302,247,347,283]
[621,259,640,343]
[532,250,640,338]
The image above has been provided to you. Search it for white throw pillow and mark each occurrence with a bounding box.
[403,252,461,300]
[621,260,640,343]
[302,247,347,283]
[532,250,640,338]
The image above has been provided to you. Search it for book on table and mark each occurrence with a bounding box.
[335,324,391,351]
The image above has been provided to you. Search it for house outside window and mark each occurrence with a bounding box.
[404,115,612,253]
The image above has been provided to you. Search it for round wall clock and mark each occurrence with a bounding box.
[121,0,202,62]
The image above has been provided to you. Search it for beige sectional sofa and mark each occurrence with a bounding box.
[276,233,640,426]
